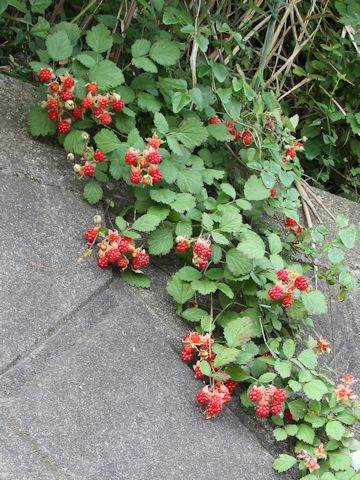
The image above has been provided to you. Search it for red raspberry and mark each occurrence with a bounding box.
[57,119,72,134]
[206,399,223,416]
[189,332,200,343]
[85,227,99,242]
[107,248,121,264]
[98,256,109,269]
[282,295,294,308]
[286,148,296,158]
[196,259,208,269]
[277,269,289,282]
[94,150,107,162]
[295,226,303,235]
[63,76,75,88]
[125,151,138,165]
[194,366,206,379]
[209,116,221,124]
[150,169,162,183]
[39,68,53,82]
[147,151,162,165]
[224,379,237,394]
[274,389,287,403]
[270,402,283,415]
[270,188,277,198]
[87,83,97,94]
[100,113,112,125]
[93,107,104,118]
[112,98,124,111]
[176,241,189,253]
[84,163,96,176]
[109,231,120,242]
[285,410,294,422]
[243,135,253,145]
[132,251,150,270]
[248,387,262,402]
[294,276,309,291]
[268,284,284,301]
[81,98,93,109]
[48,109,59,121]
[242,129,251,137]
[99,97,109,109]
[181,349,192,362]
[193,241,212,258]
[285,217,297,227]
[118,238,130,253]
[221,391,232,404]
[256,404,270,417]
[117,256,128,269]
[225,120,234,130]
[47,98,58,109]
[71,107,83,119]
[196,391,208,404]
[60,89,73,101]
[183,343,194,354]
[148,138,162,149]
[130,171,142,184]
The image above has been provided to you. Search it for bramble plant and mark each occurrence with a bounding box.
[26,4,360,479]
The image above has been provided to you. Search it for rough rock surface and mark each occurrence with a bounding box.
[0,74,358,480]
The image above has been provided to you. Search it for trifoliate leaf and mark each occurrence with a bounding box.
[166,273,194,304]
[46,31,72,61]
[94,129,121,153]
[132,214,162,232]
[273,454,297,473]
[244,175,269,201]
[28,106,57,136]
[86,23,113,53]
[149,40,181,66]
[224,317,256,348]
[326,421,346,441]
[89,60,124,89]
[83,181,103,205]
[302,291,328,314]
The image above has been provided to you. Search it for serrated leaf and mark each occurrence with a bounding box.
[219,210,242,233]
[217,283,234,299]
[94,129,121,153]
[46,31,72,61]
[211,232,229,245]
[199,360,211,376]
[288,398,307,420]
[76,53,97,68]
[182,308,209,322]
[138,92,161,113]
[288,380,302,392]
[273,454,297,472]
[220,183,236,199]
[175,118,208,150]
[302,291,328,314]
[166,273,194,304]
[178,267,202,282]
[274,428,288,441]
[226,248,253,276]
[329,453,352,471]
[28,106,57,136]
[191,279,217,295]
[63,129,87,154]
[326,421,346,441]
[122,269,150,288]
[238,233,265,259]
[214,347,239,368]
[150,188,177,204]
[154,112,169,134]
[83,181,103,204]
[298,349,318,370]
[268,233,282,254]
[303,379,328,401]
[283,339,296,358]
[171,193,196,213]
[132,214,161,232]
[274,359,292,378]
[89,60,124,89]
[148,226,174,255]
[244,175,269,201]
[131,39,151,57]
[297,423,315,444]
[86,23,113,53]
[224,317,256,348]
[285,424,298,436]
[176,168,203,194]
[132,56,158,73]
[172,91,192,113]
[175,221,192,237]
[149,40,181,66]
[207,123,234,141]
[115,216,127,231]
[258,372,277,383]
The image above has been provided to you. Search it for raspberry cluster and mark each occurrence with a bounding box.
[248,385,287,417]
[38,67,124,134]
[176,237,212,269]
[72,145,108,177]
[84,224,150,271]
[209,116,253,145]
[285,217,303,236]
[196,383,234,417]
[268,269,310,308]
[282,140,304,164]
[125,134,165,186]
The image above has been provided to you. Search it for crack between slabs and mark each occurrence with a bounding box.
[0,277,115,380]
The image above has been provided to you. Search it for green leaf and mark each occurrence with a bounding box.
[258,372,277,383]
[63,129,87,154]
[115,216,127,231]
[298,349,318,370]
[268,233,282,255]
[150,188,177,204]
[296,424,315,444]
[207,123,234,141]
[217,283,234,299]
[326,421,346,441]
[273,454,297,473]
[154,112,169,134]
[220,183,236,199]
[175,118,208,150]
[225,365,249,381]
[283,339,296,359]
[138,92,161,113]
[273,428,288,441]
[30,0,51,12]
[211,62,229,82]
[244,175,269,201]
[226,248,253,276]
[191,279,218,295]
[224,317,256,347]
[288,398,307,420]
[149,40,181,66]
[132,214,162,232]
[132,57,158,73]
[148,226,174,255]
[178,267,202,282]
[46,31,72,61]
[238,233,265,259]
[285,424,298,436]
[86,23,113,53]
[131,39,151,57]
[121,270,150,289]
[94,129,121,153]
[171,193,196,213]
[212,232,229,245]
[219,210,242,233]
[303,379,328,401]
[83,181,103,204]
[302,291,328,314]
[182,308,209,322]
[52,21,80,46]
[172,92,192,113]
[76,53,97,68]
[214,347,239,368]
[329,453,352,471]
[166,273,194,304]
[89,60,125,89]
[30,16,50,38]
[288,380,302,392]
[274,359,292,378]
[199,360,212,376]
[28,107,56,137]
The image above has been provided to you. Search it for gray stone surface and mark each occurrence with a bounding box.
[0,74,293,480]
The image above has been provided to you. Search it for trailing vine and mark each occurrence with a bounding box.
[27,7,360,479]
